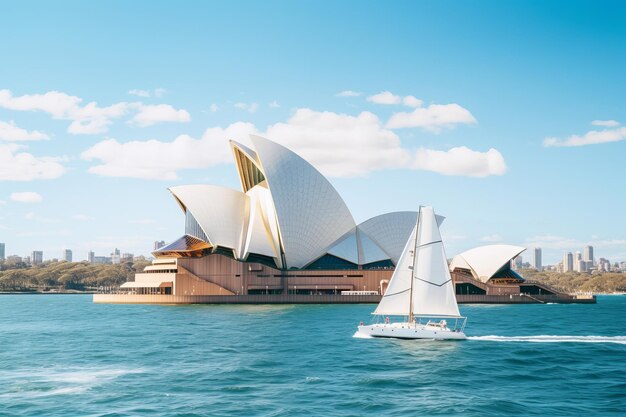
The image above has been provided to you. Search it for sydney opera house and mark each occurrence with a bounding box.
[94,135,591,304]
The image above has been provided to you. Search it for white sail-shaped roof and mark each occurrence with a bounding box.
[358,211,443,265]
[326,229,359,264]
[450,244,526,283]
[358,230,391,264]
[325,227,393,265]
[169,185,247,257]
[242,185,281,264]
[250,135,356,268]
[373,224,417,316]
[411,207,460,318]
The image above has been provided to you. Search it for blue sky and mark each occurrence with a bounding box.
[1,1,625,264]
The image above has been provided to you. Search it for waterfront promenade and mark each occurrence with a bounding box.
[93,293,596,304]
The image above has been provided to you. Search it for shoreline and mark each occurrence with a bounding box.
[0,291,96,295]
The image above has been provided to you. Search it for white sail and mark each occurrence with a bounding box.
[372,220,418,316]
[411,206,461,317]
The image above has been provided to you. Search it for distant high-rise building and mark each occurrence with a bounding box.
[153,240,166,251]
[0,243,5,261]
[575,251,588,272]
[583,245,594,266]
[598,258,611,272]
[94,256,112,264]
[111,248,121,264]
[31,251,43,265]
[563,252,573,272]
[88,251,95,264]
[533,248,542,270]
[63,249,73,262]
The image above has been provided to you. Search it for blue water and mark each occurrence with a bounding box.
[1,295,625,416]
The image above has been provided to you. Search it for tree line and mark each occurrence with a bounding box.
[521,269,626,294]
[0,260,151,292]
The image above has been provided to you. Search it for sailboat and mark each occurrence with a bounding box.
[357,206,467,340]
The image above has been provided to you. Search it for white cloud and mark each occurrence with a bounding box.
[81,122,257,179]
[543,126,626,147]
[0,144,66,181]
[481,234,503,242]
[0,89,130,135]
[269,100,280,108]
[367,91,402,105]
[524,235,583,251]
[387,103,477,132]
[402,95,423,108]
[336,90,362,97]
[0,120,49,141]
[412,146,506,177]
[67,102,129,134]
[591,120,619,127]
[128,88,167,98]
[265,108,411,177]
[129,104,191,127]
[442,233,467,242]
[209,103,220,112]
[10,191,43,203]
[526,234,626,250]
[366,92,423,108]
[0,89,187,134]
[0,89,82,118]
[234,102,259,113]
[128,89,151,98]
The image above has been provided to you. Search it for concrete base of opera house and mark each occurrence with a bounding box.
[93,293,596,305]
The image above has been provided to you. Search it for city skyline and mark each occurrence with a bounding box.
[1,2,625,264]
[4,241,626,271]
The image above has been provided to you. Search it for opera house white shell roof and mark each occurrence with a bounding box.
[449,244,526,283]
[162,135,430,270]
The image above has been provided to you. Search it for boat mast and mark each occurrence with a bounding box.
[408,207,421,323]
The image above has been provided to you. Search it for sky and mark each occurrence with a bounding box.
[1,0,625,264]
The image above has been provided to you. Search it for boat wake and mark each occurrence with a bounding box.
[353,331,373,339]
[468,335,626,345]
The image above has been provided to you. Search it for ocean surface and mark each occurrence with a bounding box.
[1,295,625,416]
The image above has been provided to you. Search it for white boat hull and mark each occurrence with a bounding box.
[357,322,466,340]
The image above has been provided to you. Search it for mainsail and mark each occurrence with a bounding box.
[373,206,461,318]
[411,206,461,317]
